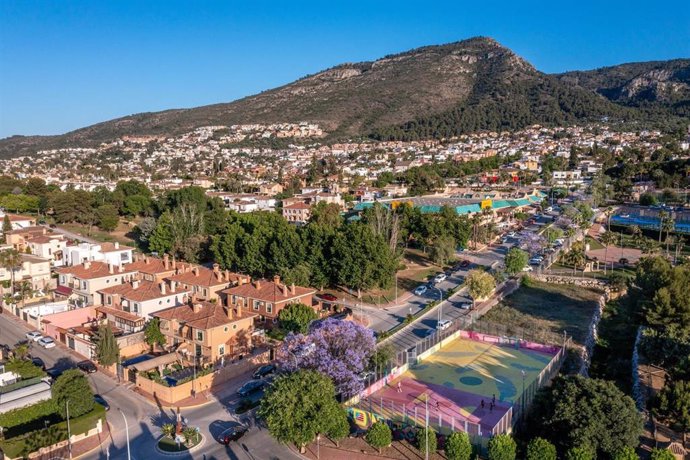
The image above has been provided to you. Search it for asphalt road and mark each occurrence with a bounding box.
[0,313,301,460]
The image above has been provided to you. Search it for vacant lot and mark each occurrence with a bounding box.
[481,279,603,347]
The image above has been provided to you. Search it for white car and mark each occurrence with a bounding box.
[522,265,533,272]
[434,273,447,284]
[38,337,56,349]
[459,302,473,310]
[26,331,43,341]
[507,231,517,238]
[414,285,427,296]
[437,319,452,331]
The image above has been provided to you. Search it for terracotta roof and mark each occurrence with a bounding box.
[28,234,64,244]
[98,280,189,302]
[166,265,248,288]
[57,261,137,279]
[125,256,180,276]
[283,202,311,210]
[222,279,315,303]
[6,226,45,235]
[153,301,256,330]
[5,214,36,222]
[96,305,145,323]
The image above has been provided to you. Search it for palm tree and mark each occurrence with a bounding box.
[604,206,614,232]
[182,426,198,446]
[0,249,23,296]
[600,231,618,273]
[16,281,33,309]
[662,214,675,255]
[563,242,586,276]
[161,423,175,439]
[658,211,669,243]
[630,225,644,249]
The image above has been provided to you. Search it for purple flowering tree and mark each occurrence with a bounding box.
[522,232,546,255]
[278,318,376,397]
[555,216,574,230]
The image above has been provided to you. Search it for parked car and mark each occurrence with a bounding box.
[237,379,267,397]
[252,364,276,379]
[31,356,46,370]
[619,258,630,265]
[433,273,447,284]
[459,302,473,310]
[357,371,375,382]
[507,232,517,238]
[218,425,248,445]
[37,337,55,349]
[522,265,533,272]
[94,394,110,411]
[414,285,427,296]
[437,319,452,331]
[26,331,42,341]
[459,260,470,268]
[529,258,543,266]
[46,367,63,380]
[318,293,338,302]
[77,360,97,373]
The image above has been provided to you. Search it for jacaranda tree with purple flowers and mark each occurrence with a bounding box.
[278,318,376,397]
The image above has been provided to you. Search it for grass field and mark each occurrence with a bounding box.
[481,279,602,346]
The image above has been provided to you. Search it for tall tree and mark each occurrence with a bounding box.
[52,369,95,419]
[0,248,23,295]
[505,248,529,275]
[465,269,496,302]
[94,324,119,366]
[144,318,166,352]
[277,303,318,334]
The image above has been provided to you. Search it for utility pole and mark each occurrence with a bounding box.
[425,394,429,460]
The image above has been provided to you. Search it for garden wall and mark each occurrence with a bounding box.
[135,350,270,405]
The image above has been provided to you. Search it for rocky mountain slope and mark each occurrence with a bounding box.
[1,37,687,158]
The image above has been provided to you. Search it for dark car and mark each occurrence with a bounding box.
[31,356,46,370]
[619,258,630,265]
[237,379,266,397]
[460,260,470,268]
[318,293,338,302]
[46,368,63,380]
[94,394,110,411]
[77,360,97,373]
[218,426,248,445]
[252,364,276,379]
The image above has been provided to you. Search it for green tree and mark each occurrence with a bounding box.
[640,193,658,206]
[656,379,690,431]
[543,227,564,244]
[416,426,437,455]
[369,344,394,373]
[562,241,586,275]
[488,434,516,460]
[144,318,166,352]
[325,406,350,447]
[182,426,198,446]
[2,214,12,235]
[95,204,119,231]
[650,449,675,460]
[565,446,594,460]
[601,231,618,270]
[526,437,557,460]
[613,446,639,460]
[504,248,529,275]
[0,248,23,295]
[149,212,175,255]
[365,421,392,453]
[52,369,95,419]
[533,376,642,457]
[277,303,318,334]
[258,370,347,451]
[429,235,456,266]
[465,269,496,301]
[445,431,472,460]
[94,324,119,366]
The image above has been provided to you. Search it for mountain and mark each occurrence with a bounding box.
[1,37,687,158]
[556,59,690,117]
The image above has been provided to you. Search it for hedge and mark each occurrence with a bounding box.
[0,376,43,395]
[0,399,58,432]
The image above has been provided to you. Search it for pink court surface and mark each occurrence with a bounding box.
[359,336,558,435]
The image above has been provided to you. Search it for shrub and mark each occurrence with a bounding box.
[613,446,639,460]
[488,434,516,460]
[526,437,557,460]
[52,369,94,419]
[445,431,472,460]
[0,399,58,433]
[650,448,675,460]
[416,426,437,454]
[365,421,392,453]
[566,446,594,460]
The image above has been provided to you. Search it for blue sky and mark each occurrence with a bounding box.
[1,0,688,138]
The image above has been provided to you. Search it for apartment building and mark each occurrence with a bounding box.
[56,261,138,306]
[98,279,190,319]
[282,202,311,224]
[165,263,249,302]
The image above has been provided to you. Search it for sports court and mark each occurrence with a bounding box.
[355,332,561,436]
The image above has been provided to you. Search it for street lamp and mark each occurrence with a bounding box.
[434,287,443,323]
[317,434,321,460]
[66,400,72,459]
[119,408,131,460]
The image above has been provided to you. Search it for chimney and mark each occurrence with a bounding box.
[160,282,167,295]
[114,242,120,249]
[192,266,199,277]
[238,277,245,286]
[226,305,233,320]
[193,303,202,313]
[170,280,176,292]
[255,279,261,290]
[119,265,124,273]
[108,263,114,274]
[172,256,177,270]
[213,263,220,274]
[273,275,280,286]
[132,279,140,289]
[283,282,288,297]
[163,254,169,270]
[83,261,91,270]
[144,255,149,264]
[225,270,231,282]
[291,283,296,295]
[112,293,121,307]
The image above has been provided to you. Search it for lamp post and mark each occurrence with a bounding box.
[119,408,131,460]
[192,353,197,398]
[425,394,429,460]
[521,370,526,420]
[66,400,72,459]
[317,434,320,460]
[434,287,443,324]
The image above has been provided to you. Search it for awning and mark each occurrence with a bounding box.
[54,285,73,296]
[128,353,179,372]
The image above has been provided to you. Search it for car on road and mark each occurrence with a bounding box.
[37,337,55,349]
[26,331,42,341]
[237,379,267,397]
[317,293,338,302]
[460,260,470,268]
[31,356,46,370]
[77,360,97,373]
[46,367,64,380]
[94,394,110,411]
[218,425,248,445]
[459,302,473,310]
[619,258,630,265]
[437,319,452,331]
[414,285,427,296]
[529,258,543,266]
[433,273,447,284]
[252,364,276,379]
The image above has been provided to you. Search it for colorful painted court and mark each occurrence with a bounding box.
[353,332,563,436]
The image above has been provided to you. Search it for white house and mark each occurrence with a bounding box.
[98,279,190,319]
[64,241,133,267]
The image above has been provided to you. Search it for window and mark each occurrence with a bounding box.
[224,326,228,332]
[266,303,273,314]
[196,330,203,341]
[81,280,87,290]
[133,303,140,314]
[106,296,112,305]
[253,300,260,311]
[218,344,225,356]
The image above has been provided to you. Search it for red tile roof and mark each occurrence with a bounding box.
[153,301,256,330]
[98,280,189,302]
[57,261,137,279]
[166,265,248,288]
[95,305,145,323]
[222,278,315,303]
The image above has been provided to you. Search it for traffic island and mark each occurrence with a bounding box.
[155,433,205,455]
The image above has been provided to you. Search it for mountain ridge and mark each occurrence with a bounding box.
[1,37,688,158]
